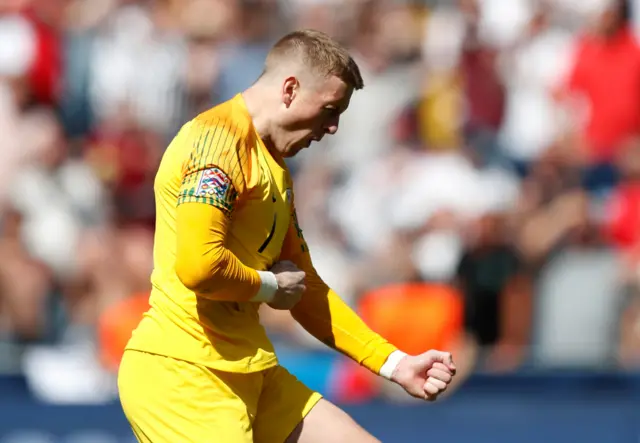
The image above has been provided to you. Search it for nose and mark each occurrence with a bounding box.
[324,115,340,135]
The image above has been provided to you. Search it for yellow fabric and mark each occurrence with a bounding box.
[125,93,397,375]
[119,349,322,443]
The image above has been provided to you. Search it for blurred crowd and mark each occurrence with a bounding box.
[2,0,640,404]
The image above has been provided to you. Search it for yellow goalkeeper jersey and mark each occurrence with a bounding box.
[126,94,397,374]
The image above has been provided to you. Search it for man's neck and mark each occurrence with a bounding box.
[241,85,276,152]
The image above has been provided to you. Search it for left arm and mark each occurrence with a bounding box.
[279,204,457,400]
[279,210,403,378]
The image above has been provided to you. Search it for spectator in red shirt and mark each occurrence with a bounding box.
[563,0,640,161]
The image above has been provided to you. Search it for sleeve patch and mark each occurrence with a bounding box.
[179,167,238,214]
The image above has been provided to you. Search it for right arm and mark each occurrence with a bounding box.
[175,202,278,302]
[173,120,277,302]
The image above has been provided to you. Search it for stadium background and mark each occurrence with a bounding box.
[2,0,640,441]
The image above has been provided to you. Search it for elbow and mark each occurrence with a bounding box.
[175,258,206,292]
[175,235,228,293]
[175,254,222,293]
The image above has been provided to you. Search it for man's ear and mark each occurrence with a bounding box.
[282,77,298,107]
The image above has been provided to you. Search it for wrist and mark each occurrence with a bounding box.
[251,271,278,302]
[379,350,408,381]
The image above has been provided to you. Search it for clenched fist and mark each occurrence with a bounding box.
[391,350,456,402]
[267,260,306,310]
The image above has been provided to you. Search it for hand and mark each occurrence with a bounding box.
[391,350,456,402]
[268,260,306,310]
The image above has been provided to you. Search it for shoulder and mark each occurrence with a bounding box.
[193,96,253,141]
[186,96,257,162]
[177,96,261,193]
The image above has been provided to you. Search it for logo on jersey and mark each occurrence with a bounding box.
[285,188,293,204]
[195,167,236,211]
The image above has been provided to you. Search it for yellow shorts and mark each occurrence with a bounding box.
[118,350,322,443]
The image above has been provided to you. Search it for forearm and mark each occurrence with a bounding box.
[175,202,276,301]
[290,285,400,375]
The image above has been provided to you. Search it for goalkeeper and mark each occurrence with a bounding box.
[118,29,456,443]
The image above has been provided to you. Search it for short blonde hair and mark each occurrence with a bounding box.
[263,29,364,90]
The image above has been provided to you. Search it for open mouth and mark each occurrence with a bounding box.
[301,135,323,149]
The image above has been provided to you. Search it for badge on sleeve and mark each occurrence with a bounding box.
[195,167,237,211]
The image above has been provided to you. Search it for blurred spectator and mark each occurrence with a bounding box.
[0,207,53,344]
[458,0,507,166]
[605,137,640,367]
[498,3,574,168]
[88,0,187,137]
[84,116,160,227]
[558,0,639,188]
[455,212,527,371]
[7,107,108,280]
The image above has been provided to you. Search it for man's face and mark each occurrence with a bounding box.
[276,74,353,157]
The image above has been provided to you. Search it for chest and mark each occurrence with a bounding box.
[228,147,293,264]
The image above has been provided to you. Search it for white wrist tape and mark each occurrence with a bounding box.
[251,271,279,303]
[379,350,408,380]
